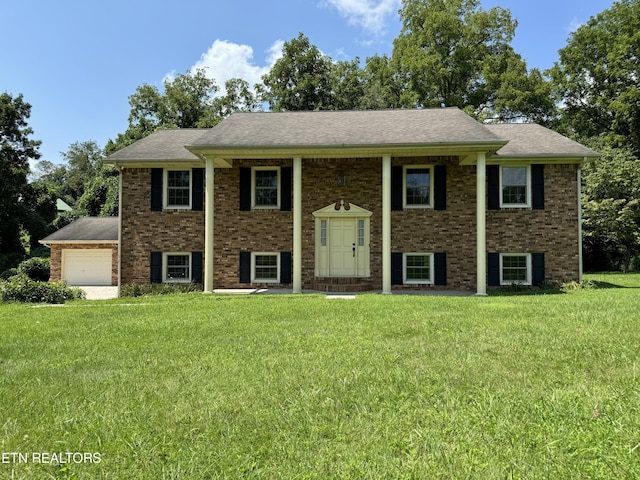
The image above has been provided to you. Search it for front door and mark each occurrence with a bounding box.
[329,218,356,276]
[313,201,372,278]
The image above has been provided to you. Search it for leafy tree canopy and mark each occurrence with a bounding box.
[0,92,41,255]
[549,0,640,153]
[392,0,554,122]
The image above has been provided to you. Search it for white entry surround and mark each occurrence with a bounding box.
[312,201,372,278]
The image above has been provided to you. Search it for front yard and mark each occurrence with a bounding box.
[1,274,639,478]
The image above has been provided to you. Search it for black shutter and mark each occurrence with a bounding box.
[532,164,544,210]
[192,168,204,211]
[532,253,545,286]
[150,251,163,284]
[434,165,447,211]
[280,252,292,284]
[488,252,500,287]
[239,168,251,211]
[391,252,403,285]
[434,252,447,286]
[487,165,500,211]
[280,167,292,211]
[391,166,403,211]
[191,251,203,284]
[239,251,251,283]
[151,168,163,211]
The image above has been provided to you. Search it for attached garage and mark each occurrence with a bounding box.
[40,217,119,286]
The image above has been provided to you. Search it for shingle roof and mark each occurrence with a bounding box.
[107,129,203,161]
[487,124,598,159]
[40,217,119,243]
[190,108,504,148]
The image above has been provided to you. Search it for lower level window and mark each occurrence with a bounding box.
[253,253,280,283]
[404,253,433,284]
[500,253,531,285]
[164,253,191,282]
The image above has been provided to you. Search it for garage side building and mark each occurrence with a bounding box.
[40,217,119,286]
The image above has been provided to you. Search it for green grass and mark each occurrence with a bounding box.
[1,274,640,479]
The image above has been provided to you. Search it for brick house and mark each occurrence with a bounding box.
[106,108,598,294]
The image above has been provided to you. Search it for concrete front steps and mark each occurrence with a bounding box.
[312,277,374,293]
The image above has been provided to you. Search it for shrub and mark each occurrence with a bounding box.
[0,268,19,281]
[17,257,51,282]
[120,282,201,297]
[0,276,85,304]
[561,279,596,292]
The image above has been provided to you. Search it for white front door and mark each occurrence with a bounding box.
[329,218,356,276]
[313,201,372,278]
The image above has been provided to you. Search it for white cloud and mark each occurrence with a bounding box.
[322,0,400,34]
[188,39,284,96]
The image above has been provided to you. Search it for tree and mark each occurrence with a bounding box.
[392,0,554,122]
[259,33,335,111]
[549,0,640,154]
[106,69,219,154]
[0,93,41,256]
[582,144,640,272]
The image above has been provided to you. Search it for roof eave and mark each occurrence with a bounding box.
[187,141,508,162]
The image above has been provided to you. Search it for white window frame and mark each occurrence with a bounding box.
[403,165,434,209]
[500,165,531,208]
[252,167,281,209]
[163,252,192,283]
[251,252,280,283]
[164,169,192,209]
[403,253,434,285]
[500,253,532,286]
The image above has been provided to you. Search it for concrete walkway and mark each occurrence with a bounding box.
[79,286,119,300]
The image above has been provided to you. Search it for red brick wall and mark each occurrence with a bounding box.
[120,168,205,284]
[120,159,581,290]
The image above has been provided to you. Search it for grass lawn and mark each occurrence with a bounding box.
[1,274,639,479]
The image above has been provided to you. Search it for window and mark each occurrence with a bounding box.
[320,220,327,247]
[163,253,191,282]
[357,219,365,247]
[165,170,191,208]
[500,253,531,285]
[252,253,280,283]
[500,166,530,207]
[404,253,434,284]
[252,167,280,208]
[404,166,433,208]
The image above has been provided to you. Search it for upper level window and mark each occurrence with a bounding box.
[252,167,280,209]
[501,166,530,207]
[165,170,191,208]
[404,166,433,208]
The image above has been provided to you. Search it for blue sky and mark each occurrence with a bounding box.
[2,0,613,167]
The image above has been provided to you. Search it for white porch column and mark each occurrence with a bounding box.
[476,152,487,296]
[204,157,215,293]
[382,155,392,294]
[578,164,583,282]
[293,157,302,293]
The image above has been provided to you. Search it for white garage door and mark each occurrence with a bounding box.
[63,249,113,286]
